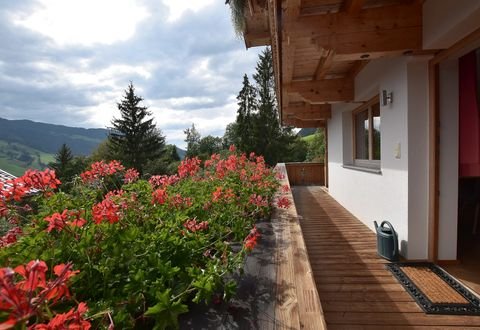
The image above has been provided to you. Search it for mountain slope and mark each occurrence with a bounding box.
[0,117,186,175]
[297,128,316,137]
[0,117,108,155]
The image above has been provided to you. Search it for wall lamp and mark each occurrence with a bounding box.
[382,90,393,106]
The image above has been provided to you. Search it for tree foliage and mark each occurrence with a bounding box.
[226,48,302,165]
[184,124,201,158]
[48,144,88,188]
[143,144,181,176]
[109,83,165,174]
[306,128,326,161]
[235,74,257,153]
[184,125,224,160]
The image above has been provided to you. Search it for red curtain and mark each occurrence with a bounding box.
[459,50,480,177]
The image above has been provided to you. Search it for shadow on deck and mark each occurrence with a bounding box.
[292,185,480,329]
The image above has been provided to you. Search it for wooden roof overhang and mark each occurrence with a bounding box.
[243,0,426,128]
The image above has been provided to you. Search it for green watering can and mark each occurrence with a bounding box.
[374,221,399,262]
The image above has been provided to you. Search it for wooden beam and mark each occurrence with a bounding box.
[314,27,421,57]
[342,0,365,14]
[281,0,301,121]
[267,0,282,112]
[348,60,369,80]
[315,49,336,80]
[287,78,354,103]
[284,103,332,120]
[283,118,325,128]
[282,0,301,85]
[289,3,422,56]
[245,31,271,48]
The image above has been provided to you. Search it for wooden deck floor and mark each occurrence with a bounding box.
[292,186,480,329]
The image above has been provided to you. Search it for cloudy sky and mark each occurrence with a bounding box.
[0,0,263,147]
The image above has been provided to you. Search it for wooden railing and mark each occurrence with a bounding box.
[271,164,326,329]
[285,162,325,186]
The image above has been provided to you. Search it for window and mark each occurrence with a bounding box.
[353,96,381,167]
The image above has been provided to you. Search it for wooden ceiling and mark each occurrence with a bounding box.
[243,0,424,128]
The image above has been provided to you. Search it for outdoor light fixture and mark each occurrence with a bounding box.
[382,89,393,106]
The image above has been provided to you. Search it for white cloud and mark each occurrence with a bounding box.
[0,0,264,149]
[14,0,150,46]
[162,0,214,22]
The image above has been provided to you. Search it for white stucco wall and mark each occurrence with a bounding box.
[328,57,411,257]
[325,0,478,261]
[423,0,480,50]
[437,60,459,260]
[328,56,431,260]
[406,58,430,260]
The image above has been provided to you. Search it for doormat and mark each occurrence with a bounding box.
[386,262,480,315]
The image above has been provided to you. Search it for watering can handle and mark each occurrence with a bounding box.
[380,221,397,258]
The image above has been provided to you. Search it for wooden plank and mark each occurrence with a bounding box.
[341,0,365,14]
[287,78,354,103]
[273,165,326,329]
[284,103,332,120]
[317,283,405,292]
[315,276,399,284]
[272,204,301,328]
[291,186,480,328]
[329,326,480,330]
[325,312,480,326]
[320,291,414,302]
[244,31,271,47]
[315,49,336,80]
[283,118,325,128]
[322,301,421,313]
[315,27,421,59]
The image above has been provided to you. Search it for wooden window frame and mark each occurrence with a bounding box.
[352,95,380,168]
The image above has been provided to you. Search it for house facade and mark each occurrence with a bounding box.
[240,0,480,262]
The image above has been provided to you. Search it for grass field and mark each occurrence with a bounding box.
[302,134,316,143]
[0,140,54,176]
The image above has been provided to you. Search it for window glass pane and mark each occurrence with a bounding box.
[372,103,381,160]
[355,110,369,159]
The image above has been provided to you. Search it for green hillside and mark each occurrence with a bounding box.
[0,140,55,176]
[302,134,316,143]
[0,118,187,175]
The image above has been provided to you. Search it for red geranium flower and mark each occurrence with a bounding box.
[276,196,291,209]
[244,226,260,251]
[249,194,268,207]
[124,168,140,184]
[178,157,201,178]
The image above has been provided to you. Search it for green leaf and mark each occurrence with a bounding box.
[145,290,189,330]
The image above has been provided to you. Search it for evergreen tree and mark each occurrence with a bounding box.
[143,144,181,176]
[306,128,326,161]
[252,48,296,165]
[109,83,165,174]
[235,74,257,153]
[223,122,239,149]
[198,135,223,158]
[49,143,88,189]
[50,143,73,179]
[184,124,201,157]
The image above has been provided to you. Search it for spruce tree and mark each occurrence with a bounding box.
[252,48,295,165]
[109,83,165,174]
[49,143,88,189]
[184,124,201,157]
[235,74,257,153]
[49,143,73,181]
